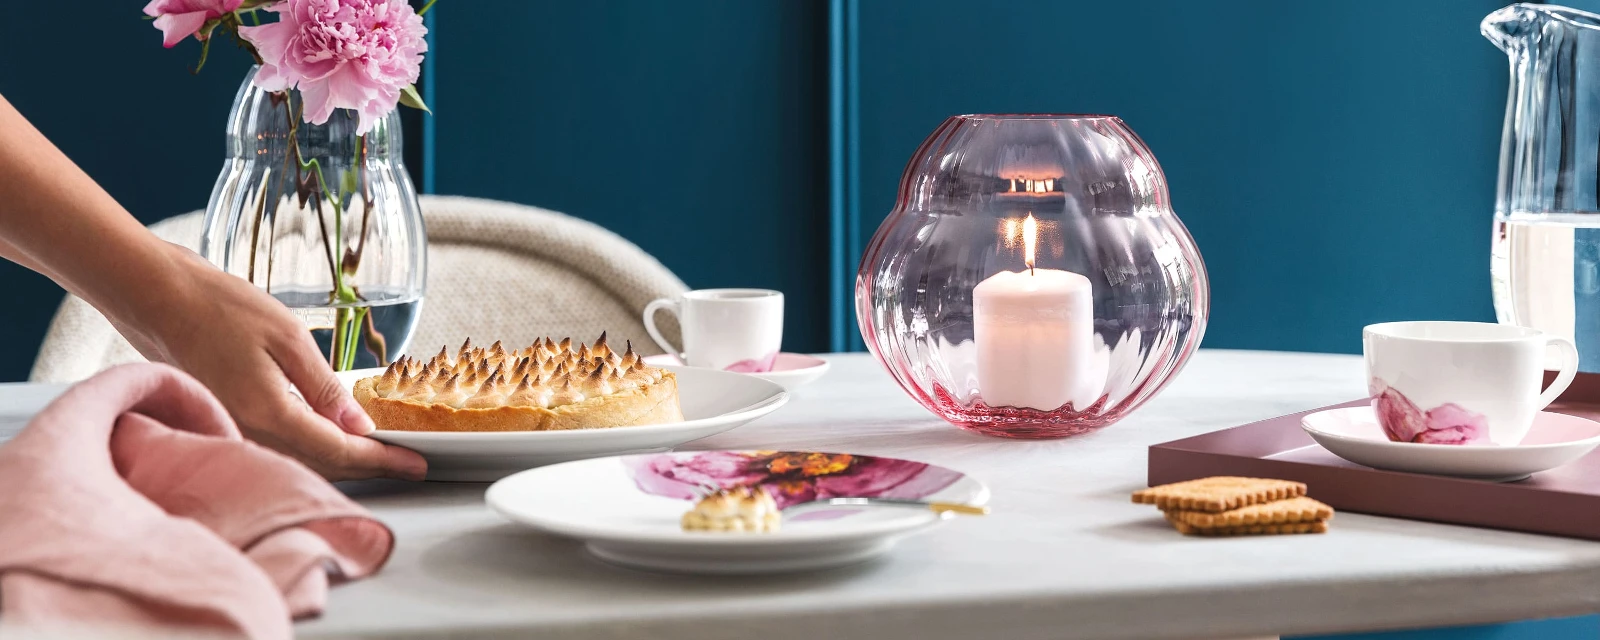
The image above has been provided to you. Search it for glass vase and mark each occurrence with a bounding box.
[201,66,427,371]
[856,114,1208,438]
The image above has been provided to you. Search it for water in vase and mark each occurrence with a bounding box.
[274,289,423,370]
[1491,215,1600,373]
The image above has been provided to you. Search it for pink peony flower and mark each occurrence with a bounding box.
[1371,380,1489,445]
[239,0,428,135]
[724,352,779,373]
[623,451,963,509]
[1372,381,1427,443]
[1418,403,1488,445]
[144,0,244,48]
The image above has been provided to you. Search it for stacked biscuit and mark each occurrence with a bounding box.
[1132,477,1333,537]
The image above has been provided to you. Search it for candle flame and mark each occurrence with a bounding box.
[1023,213,1037,274]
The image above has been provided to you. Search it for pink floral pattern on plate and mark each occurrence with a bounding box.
[1370,380,1488,445]
[622,450,962,510]
[724,352,780,373]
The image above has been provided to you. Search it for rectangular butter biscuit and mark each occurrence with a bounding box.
[1169,518,1328,537]
[1132,476,1306,513]
[1166,496,1333,529]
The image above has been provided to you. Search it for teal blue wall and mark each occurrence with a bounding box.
[429,2,831,354]
[0,5,257,381]
[849,0,1507,354]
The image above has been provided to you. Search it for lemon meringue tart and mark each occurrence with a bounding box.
[353,334,683,432]
[682,486,782,533]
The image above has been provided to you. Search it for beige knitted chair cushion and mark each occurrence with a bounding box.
[30,195,687,383]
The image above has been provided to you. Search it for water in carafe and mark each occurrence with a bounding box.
[1484,4,1600,371]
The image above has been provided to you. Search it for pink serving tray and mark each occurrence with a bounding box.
[1147,372,1600,541]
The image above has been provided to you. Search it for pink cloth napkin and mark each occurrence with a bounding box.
[0,363,393,639]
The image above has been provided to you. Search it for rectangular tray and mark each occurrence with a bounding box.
[1147,372,1600,540]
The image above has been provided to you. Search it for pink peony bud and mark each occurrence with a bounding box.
[144,0,245,48]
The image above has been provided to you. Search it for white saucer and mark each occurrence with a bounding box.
[1300,406,1600,482]
[486,450,988,574]
[338,366,788,482]
[642,353,831,391]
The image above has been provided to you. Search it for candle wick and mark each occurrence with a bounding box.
[1030,263,1035,276]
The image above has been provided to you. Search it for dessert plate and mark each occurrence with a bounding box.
[1300,406,1600,482]
[338,366,788,482]
[642,353,830,391]
[486,450,988,574]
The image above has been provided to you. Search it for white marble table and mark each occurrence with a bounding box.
[7,350,1600,639]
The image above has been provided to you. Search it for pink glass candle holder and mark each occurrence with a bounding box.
[856,114,1208,438]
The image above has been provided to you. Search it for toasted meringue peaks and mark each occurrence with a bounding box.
[507,374,553,409]
[682,486,781,533]
[392,369,415,397]
[428,374,471,408]
[462,375,507,409]
[585,362,615,395]
[549,379,585,406]
[376,363,402,396]
[619,342,640,369]
[623,362,654,385]
[398,373,437,403]
[385,337,669,408]
[607,367,636,392]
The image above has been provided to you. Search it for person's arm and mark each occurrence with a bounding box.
[0,93,424,481]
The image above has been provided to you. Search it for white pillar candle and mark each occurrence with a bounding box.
[973,215,1094,411]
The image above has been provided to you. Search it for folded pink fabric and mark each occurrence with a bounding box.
[0,364,393,639]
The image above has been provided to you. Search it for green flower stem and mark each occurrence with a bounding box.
[295,136,364,371]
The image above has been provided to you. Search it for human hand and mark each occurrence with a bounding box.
[99,242,426,481]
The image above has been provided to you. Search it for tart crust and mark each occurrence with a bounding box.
[354,372,683,432]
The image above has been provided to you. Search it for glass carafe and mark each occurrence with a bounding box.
[201,67,427,371]
[1484,4,1600,371]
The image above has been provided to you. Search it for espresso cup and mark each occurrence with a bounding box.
[643,289,783,372]
[1363,321,1579,445]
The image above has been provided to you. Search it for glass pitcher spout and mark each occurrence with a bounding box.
[1484,3,1600,216]
[1482,3,1600,53]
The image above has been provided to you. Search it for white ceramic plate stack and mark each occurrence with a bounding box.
[337,366,788,481]
[486,450,989,574]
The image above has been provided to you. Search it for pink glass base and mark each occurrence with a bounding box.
[931,386,1117,439]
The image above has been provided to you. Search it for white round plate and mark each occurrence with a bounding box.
[486,450,988,574]
[641,353,830,391]
[338,366,788,482]
[1301,406,1600,482]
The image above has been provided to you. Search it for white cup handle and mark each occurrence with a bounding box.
[642,298,684,360]
[1538,335,1581,409]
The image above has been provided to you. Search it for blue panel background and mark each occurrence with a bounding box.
[852,0,1507,355]
[0,7,256,382]
[428,1,830,354]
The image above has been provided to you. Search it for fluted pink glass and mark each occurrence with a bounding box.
[856,114,1208,438]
